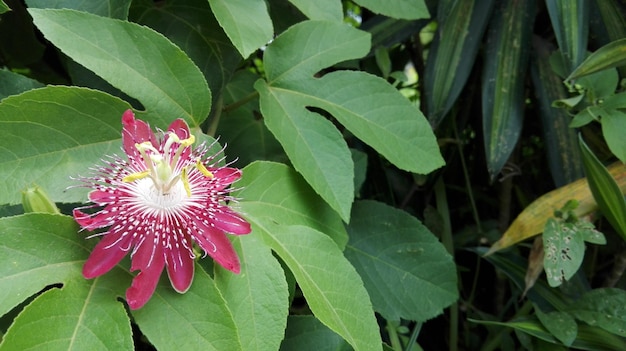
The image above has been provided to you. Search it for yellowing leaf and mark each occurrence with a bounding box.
[487,162,626,255]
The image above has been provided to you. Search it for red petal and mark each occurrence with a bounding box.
[83,230,132,279]
[211,167,242,189]
[213,209,251,235]
[165,245,195,293]
[193,223,240,273]
[126,237,165,309]
[121,110,157,160]
[167,119,191,139]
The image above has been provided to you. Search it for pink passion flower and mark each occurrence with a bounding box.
[73,110,251,309]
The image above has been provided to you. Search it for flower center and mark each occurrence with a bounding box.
[122,131,214,197]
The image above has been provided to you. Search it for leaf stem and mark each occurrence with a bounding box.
[386,321,403,351]
[222,90,259,114]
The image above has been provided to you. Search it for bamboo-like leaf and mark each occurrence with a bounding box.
[545,0,589,73]
[424,0,494,127]
[470,316,626,350]
[487,162,626,254]
[531,36,583,187]
[579,136,626,241]
[567,38,626,81]
[482,0,534,180]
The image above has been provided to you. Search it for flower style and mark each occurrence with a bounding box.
[73,110,251,309]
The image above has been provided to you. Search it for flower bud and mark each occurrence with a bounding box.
[21,185,60,214]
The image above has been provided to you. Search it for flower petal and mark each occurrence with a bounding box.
[211,167,242,190]
[213,209,251,235]
[122,109,157,160]
[165,244,195,293]
[126,234,165,309]
[83,230,132,279]
[193,222,240,273]
[167,118,191,139]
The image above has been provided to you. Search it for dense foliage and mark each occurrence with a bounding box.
[1,0,626,350]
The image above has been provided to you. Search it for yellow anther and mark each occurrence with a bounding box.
[196,160,214,178]
[123,170,151,183]
[180,135,195,147]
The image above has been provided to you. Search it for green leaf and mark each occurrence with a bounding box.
[130,0,242,108]
[235,161,348,249]
[352,0,430,20]
[424,0,494,126]
[542,218,585,287]
[344,200,458,322]
[530,36,583,186]
[579,136,626,241]
[535,306,578,347]
[471,316,626,350]
[280,315,352,351]
[2,269,132,351]
[568,38,626,80]
[545,0,589,73]
[262,224,381,351]
[482,0,534,180]
[0,86,131,205]
[255,79,354,222]
[207,0,273,58]
[0,214,85,316]
[0,69,44,100]
[28,8,211,128]
[131,268,241,351]
[286,0,343,21]
[0,213,133,350]
[25,0,131,19]
[258,21,444,219]
[0,0,9,14]
[566,288,626,337]
[214,234,289,351]
[600,108,626,163]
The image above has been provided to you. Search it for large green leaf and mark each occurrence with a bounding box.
[131,268,241,351]
[258,20,443,220]
[545,0,589,73]
[214,233,289,351]
[29,8,211,128]
[280,315,351,351]
[579,136,626,240]
[424,0,494,126]
[130,0,242,108]
[568,38,626,81]
[352,0,429,20]
[207,0,273,58]
[482,0,534,180]
[530,36,583,187]
[344,200,458,322]
[235,161,378,350]
[0,69,44,100]
[600,108,626,163]
[2,269,131,351]
[235,161,347,248]
[0,86,131,205]
[286,0,342,21]
[566,288,626,337]
[0,214,132,350]
[25,0,131,19]
[262,224,381,351]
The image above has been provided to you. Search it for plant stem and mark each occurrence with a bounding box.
[386,321,403,351]
[222,90,259,114]
[434,179,458,351]
[406,322,422,351]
